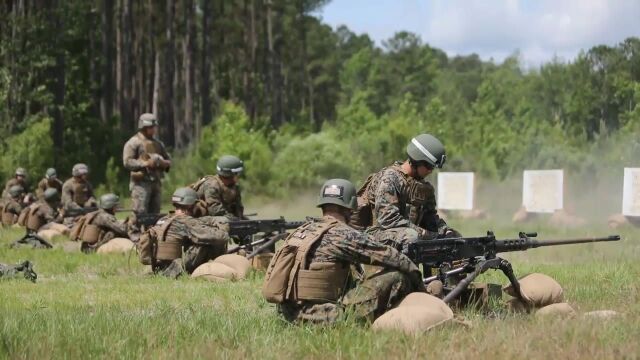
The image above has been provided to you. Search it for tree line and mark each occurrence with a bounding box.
[1,0,639,196]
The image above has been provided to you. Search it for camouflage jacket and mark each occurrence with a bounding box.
[366,163,447,233]
[92,209,129,239]
[31,200,62,227]
[122,132,171,183]
[2,178,29,199]
[61,178,96,211]
[305,216,418,274]
[194,175,244,219]
[160,214,230,247]
[36,177,63,200]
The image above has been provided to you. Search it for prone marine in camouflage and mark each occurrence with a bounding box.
[76,194,130,253]
[2,185,25,226]
[264,179,425,324]
[192,155,245,219]
[122,113,171,217]
[36,168,63,200]
[61,163,97,212]
[150,187,230,278]
[352,134,458,249]
[0,261,37,282]
[2,167,30,199]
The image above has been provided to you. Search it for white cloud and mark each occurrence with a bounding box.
[320,0,640,65]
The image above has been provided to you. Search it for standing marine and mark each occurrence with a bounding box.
[263,179,425,324]
[351,134,458,249]
[191,155,245,220]
[122,113,171,221]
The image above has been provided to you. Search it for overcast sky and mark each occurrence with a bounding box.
[318,0,640,65]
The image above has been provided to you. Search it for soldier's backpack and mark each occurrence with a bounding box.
[138,215,177,265]
[69,211,101,243]
[350,172,377,230]
[17,206,30,227]
[188,176,215,217]
[262,219,339,304]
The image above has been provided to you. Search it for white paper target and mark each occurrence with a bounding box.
[437,172,474,210]
[522,170,563,213]
[622,168,640,216]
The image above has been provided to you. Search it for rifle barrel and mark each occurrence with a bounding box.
[533,235,620,248]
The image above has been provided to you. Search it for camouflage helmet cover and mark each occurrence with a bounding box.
[217,155,244,177]
[43,188,60,201]
[317,178,357,210]
[15,167,27,177]
[8,185,24,198]
[45,168,57,179]
[138,113,158,130]
[171,187,198,206]
[72,163,89,177]
[99,193,120,210]
[406,134,446,169]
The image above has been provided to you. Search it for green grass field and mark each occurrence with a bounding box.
[1,202,639,359]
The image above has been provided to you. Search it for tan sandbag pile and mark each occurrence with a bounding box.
[37,229,64,242]
[549,209,586,229]
[43,222,70,236]
[535,303,576,318]
[504,273,564,308]
[96,238,135,254]
[458,209,489,220]
[213,254,252,279]
[191,262,237,282]
[583,310,620,320]
[372,293,454,334]
[251,253,274,271]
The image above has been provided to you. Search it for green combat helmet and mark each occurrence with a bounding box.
[43,188,59,202]
[45,168,57,179]
[317,178,357,209]
[8,185,24,198]
[15,167,27,177]
[217,155,244,177]
[171,187,198,206]
[99,193,120,210]
[72,163,89,177]
[406,134,446,169]
[138,113,158,129]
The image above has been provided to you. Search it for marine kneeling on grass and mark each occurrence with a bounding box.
[70,193,130,253]
[1,185,26,226]
[262,179,425,324]
[12,188,64,248]
[138,187,231,278]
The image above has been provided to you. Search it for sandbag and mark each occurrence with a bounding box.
[535,303,576,318]
[372,306,453,334]
[96,238,135,254]
[397,292,454,319]
[37,229,63,242]
[191,262,236,282]
[549,210,586,229]
[251,253,274,271]
[46,223,70,236]
[59,240,82,253]
[213,254,251,279]
[504,273,563,307]
[583,310,620,320]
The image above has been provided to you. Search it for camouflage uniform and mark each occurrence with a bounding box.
[0,261,37,282]
[359,163,448,249]
[11,200,61,249]
[194,175,244,219]
[122,133,171,215]
[278,215,423,324]
[2,178,29,199]
[80,209,130,253]
[1,198,24,226]
[36,177,63,200]
[153,214,230,278]
[61,177,96,211]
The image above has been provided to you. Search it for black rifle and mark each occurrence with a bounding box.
[403,231,620,304]
[135,212,166,227]
[11,230,53,249]
[64,207,134,217]
[227,217,305,257]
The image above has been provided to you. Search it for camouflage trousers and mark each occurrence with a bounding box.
[278,270,415,324]
[130,181,162,214]
[153,243,226,279]
[368,227,420,251]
